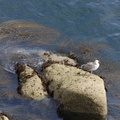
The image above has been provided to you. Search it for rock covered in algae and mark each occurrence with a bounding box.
[44,63,107,120]
[38,51,77,66]
[16,63,47,100]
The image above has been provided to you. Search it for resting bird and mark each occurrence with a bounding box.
[80,60,100,74]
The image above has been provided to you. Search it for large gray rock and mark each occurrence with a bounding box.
[16,63,47,100]
[44,63,107,120]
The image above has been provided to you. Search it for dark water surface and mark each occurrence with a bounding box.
[0,0,120,120]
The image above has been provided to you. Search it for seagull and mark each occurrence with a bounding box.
[80,60,100,74]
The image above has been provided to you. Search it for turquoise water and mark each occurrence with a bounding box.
[1,0,120,60]
[0,0,120,120]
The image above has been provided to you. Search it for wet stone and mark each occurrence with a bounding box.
[0,112,10,120]
[16,63,47,100]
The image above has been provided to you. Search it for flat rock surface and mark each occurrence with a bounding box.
[38,51,77,66]
[44,63,107,117]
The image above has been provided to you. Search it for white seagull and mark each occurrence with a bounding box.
[80,60,100,74]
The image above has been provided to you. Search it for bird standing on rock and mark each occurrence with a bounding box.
[80,60,100,74]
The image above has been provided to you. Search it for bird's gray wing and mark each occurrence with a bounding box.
[81,63,94,71]
[86,62,94,65]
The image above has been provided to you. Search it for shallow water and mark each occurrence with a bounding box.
[0,47,63,120]
[0,0,120,120]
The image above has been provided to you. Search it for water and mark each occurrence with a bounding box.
[0,0,120,120]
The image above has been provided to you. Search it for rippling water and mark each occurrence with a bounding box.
[0,0,120,120]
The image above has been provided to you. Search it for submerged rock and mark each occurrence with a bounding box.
[16,63,47,100]
[0,20,60,46]
[44,63,107,120]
